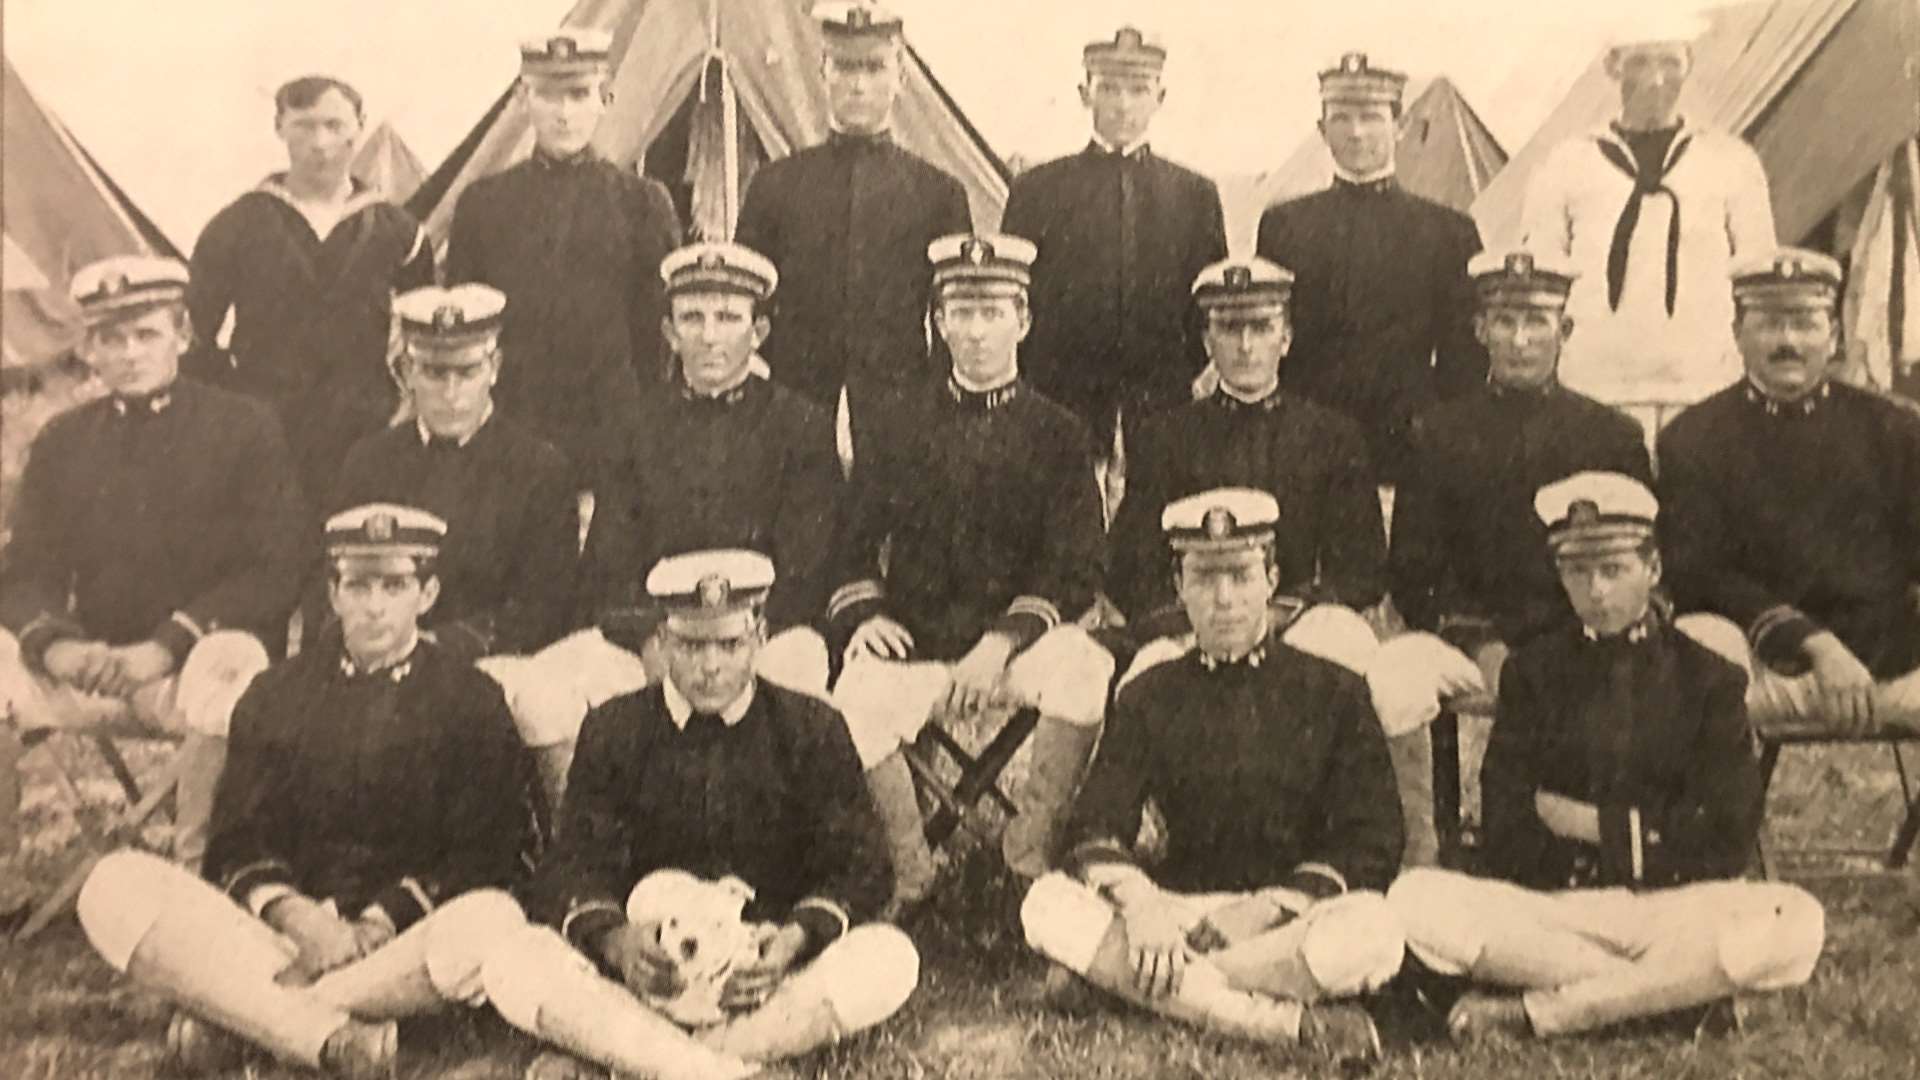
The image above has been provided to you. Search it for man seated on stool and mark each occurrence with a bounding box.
[1659,247,1920,735]
[0,255,305,872]
[528,240,840,754]
[483,550,914,1080]
[1388,472,1824,1042]
[826,232,1114,909]
[74,504,534,1077]
[1378,246,1652,854]
[1024,488,1405,1067]
[330,283,578,820]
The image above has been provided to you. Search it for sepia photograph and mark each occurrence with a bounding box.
[2,0,1918,1076]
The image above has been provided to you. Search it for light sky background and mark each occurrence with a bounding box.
[5,0,1725,250]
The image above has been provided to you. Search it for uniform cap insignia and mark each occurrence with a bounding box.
[697,251,726,270]
[99,271,130,297]
[1566,499,1600,526]
[846,6,872,29]
[962,238,993,265]
[1779,257,1801,279]
[697,574,731,608]
[1203,507,1236,538]
[549,36,576,59]
[366,512,397,542]
[1223,266,1253,289]
[1507,253,1534,277]
[432,305,464,331]
[1341,52,1367,73]
[1115,27,1143,48]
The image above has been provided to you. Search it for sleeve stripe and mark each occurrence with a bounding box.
[828,580,885,620]
[793,897,851,940]
[560,900,625,941]
[1007,596,1061,628]
[222,858,294,897]
[1628,807,1644,883]
[400,877,435,919]
[1292,862,1347,894]
[406,225,428,263]
[170,611,207,640]
[1747,605,1805,648]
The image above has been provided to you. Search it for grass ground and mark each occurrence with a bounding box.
[3,741,1918,1079]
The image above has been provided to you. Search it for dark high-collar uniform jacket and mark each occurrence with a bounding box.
[583,376,840,640]
[185,177,434,502]
[446,149,683,487]
[1066,632,1403,898]
[1391,381,1651,644]
[1659,381,1920,678]
[1482,617,1757,890]
[330,415,579,663]
[826,377,1104,662]
[732,132,971,437]
[1,379,307,668]
[205,639,535,933]
[1000,142,1227,445]
[535,680,888,961]
[1255,177,1486,483]
[1111,387,1385,622]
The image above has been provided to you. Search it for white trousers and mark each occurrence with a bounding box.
[1675,613,1920,736]
[0,627,267,739]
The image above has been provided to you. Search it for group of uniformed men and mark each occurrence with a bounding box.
[2,2,1913,1075]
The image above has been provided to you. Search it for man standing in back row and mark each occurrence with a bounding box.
[1001,25,1227,475]
[734,1,972,472]
[1256,53,1484,485]
[447,28,683,494]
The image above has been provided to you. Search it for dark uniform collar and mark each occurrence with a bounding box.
[1211,384,1283,412]
[678,376,756,407]
[532,145,599,170]
[1743,378,1829,418]
[827,126,894,151]
[1086,137,1151,161]
[1198,638,1269,672]
[1332,172,1397,196]
[946,375,1022,411]
[1580,600,1665,646]
[339,639,420,683]
[109,388,175,418]
[1487,377,1560,401]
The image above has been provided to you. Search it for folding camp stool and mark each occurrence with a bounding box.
[8,718,184,941]
[1754,729,1920,877]
[1431,692,1497,869]
[901,705,1042,849]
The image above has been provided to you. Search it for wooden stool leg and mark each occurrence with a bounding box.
[1432,710,1462,866]
[1755,740,1783,878]
[924,709,1041,848]
[1888,743,1920,870]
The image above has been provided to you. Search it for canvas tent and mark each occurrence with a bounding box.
[352,120,429,204]
[1222,76,1508,252]
[1471,0,1920,390]
[3,57,178,377]
[410,0,1009,247]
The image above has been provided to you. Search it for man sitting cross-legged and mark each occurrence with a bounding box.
[75,505,536,1077]
[825,232,1115,908]
[482,550,915,1080]
[1024,488,1405,1068]
[1388,472,1824,1042]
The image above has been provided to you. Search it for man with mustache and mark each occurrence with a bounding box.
[1659,248,1920,736]
[1255,52,1485,486]
[1024,488,1402,1067]
[185,75,434,505]
[827,232,1112,910]
[1520,13,1775,410]
[733,1,971,475]
[446,28,682,500]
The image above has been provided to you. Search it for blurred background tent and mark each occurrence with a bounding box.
[1472,0,1920,395]
[409,0,1010,248]
[351,120,429,204]
[1218,76,1508,255]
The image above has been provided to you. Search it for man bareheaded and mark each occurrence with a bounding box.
[1469,249,1580,392]
[1193,257,1294,402]
[273,75,363,200]
[1730,248,1844,404]
[818,1,906,134]
[659,243,779,397]
[1317,52,1405,180]
[1080,26,1166,151]
[391,284,507,443]
[517,29,613,157]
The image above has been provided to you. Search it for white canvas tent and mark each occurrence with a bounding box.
[351,120,429,204]
[1471,0,1920,395]
[411,0,1009,246]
